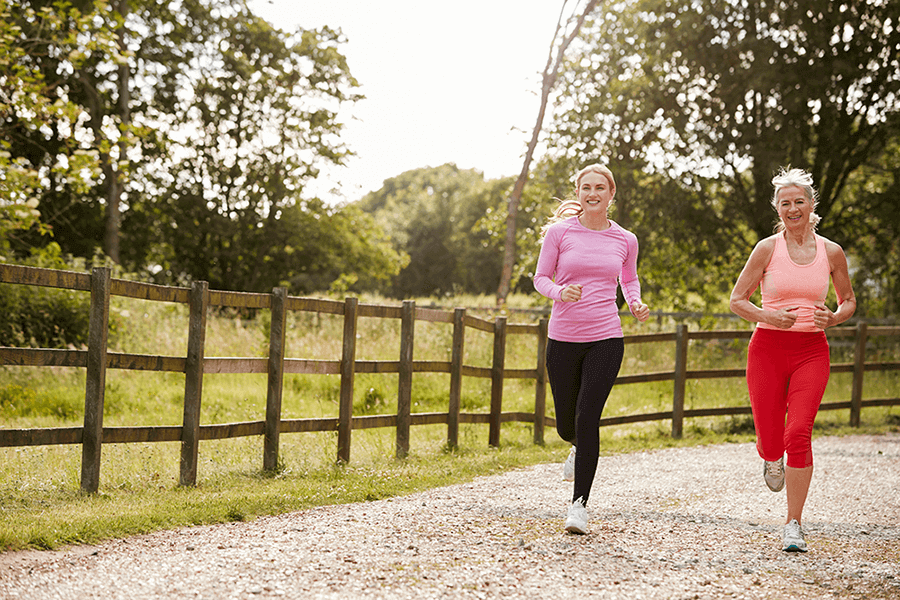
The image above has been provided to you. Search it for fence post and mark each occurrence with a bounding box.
[489,315,507,447]
[180,280,208,486]
[447,308,466,450]
[264,287,288,472]
[337,297,358,464]
[672,323,689,439]
[396,300,415,458]
[80,267,111,494]
[850,321,868,428]
[533,318,549,445]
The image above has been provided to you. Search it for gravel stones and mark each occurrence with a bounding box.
[1,433,898,599]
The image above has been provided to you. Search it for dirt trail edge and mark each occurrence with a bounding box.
[1,433,898,600]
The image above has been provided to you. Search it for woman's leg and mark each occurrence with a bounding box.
[783,334,830,524]
[545,339,586,445]
[571,338,624,505]
[785,466,814,524]
[746,330,790,462]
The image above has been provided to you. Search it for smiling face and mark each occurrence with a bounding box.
[776,185,813,232]
[577,171,615,217]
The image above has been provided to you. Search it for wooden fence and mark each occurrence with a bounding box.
[1,264,898,493]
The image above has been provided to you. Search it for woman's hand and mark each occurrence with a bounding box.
[767,306,799,329]
[630,301,650,322]
[813,304,835,329]
[560,284,583,302]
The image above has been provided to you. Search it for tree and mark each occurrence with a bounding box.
[126,3,405,293]
[4,0,400,294]
[556,0,900,236]
[357,164,509,298]
[100,0,130,263]
[475,159,559,298]
[495,0,600,305]
[545,0,900,311]
[0,0,117,255]
[833,140,900,317]
[151,191,403,294]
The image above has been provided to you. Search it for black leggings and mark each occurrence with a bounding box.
[546,337,624,506]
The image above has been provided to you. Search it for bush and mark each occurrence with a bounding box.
[0,284,91,348]
[0,244,93,348]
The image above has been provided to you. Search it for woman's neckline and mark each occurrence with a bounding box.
[577,215,612,231]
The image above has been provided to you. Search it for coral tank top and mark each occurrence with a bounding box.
[757,233,831,332]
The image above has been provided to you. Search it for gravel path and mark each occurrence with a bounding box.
[1,433,898,600]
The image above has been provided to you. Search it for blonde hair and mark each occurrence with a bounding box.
[771,167,821,232]
[540,163,616,239]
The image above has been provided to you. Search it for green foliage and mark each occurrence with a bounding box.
[128,7,383,293]
[476,166,558,296]
[147,191,405,294]
[619,171,750,312]
[0,283,90,349]
[831,139,900,317]
[0,0,116,253]
[0,245,93,348]
[0,383,82,420]
[115,3,406,294]
[0,383,35,413]
[3,0,396,295]
[542,0,900,314]
[279,201,407,296]
[355,385,387,415]
[5,0,898,316]
[357,164,513,298]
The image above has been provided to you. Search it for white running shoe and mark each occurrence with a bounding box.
[565,498,588,535]
[764,457,785,492]
[782,519,807,552]
[563,446,576,482]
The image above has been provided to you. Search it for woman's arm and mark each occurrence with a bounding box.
[815,240,857,328]
[533,229,564,301]
[619,231,648,321]
[729,238,797,328]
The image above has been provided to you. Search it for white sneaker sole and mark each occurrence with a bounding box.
[565,520,587,535]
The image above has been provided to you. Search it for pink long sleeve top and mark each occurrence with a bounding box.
[533,217,642,342]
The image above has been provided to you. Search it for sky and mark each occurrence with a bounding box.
[247,0,564,204]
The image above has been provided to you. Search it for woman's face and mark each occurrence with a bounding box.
[776,185,813,232]
[577,171,614,216]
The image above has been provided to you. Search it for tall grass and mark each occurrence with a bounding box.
[0,293,897,551]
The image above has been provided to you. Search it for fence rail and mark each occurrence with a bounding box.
[1,264,898,492]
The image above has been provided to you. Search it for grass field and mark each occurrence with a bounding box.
[1,293,897,551]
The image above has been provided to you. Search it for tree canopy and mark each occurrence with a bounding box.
[357,164,516,299]
[534,0,900,314]
[3,1,899,316]
[1,0,405,294]
[0,0,116,255]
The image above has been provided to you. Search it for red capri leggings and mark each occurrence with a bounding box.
[746,328,830,469]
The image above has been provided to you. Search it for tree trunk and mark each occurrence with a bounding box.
[103,0,131,264]
[495,0,600,305]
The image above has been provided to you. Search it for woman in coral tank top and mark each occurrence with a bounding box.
[730,167,856,553]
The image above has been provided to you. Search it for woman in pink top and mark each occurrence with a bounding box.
[534,163,650,534]
[730,167,856,552]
